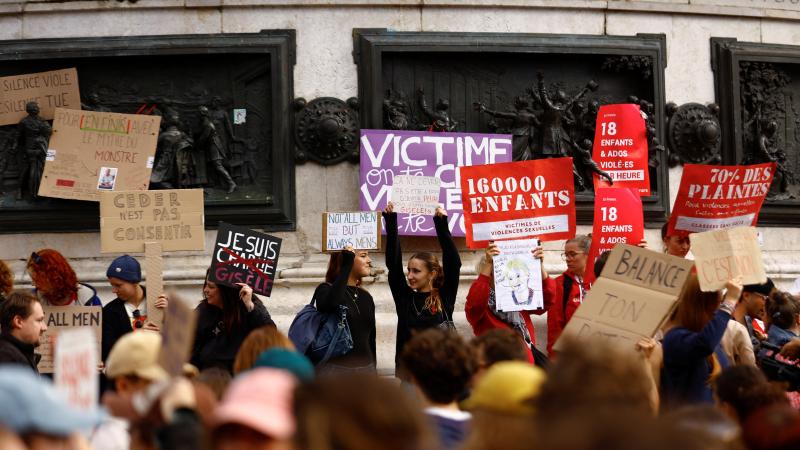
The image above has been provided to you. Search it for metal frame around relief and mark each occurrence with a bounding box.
[353,29,670,225]
[712,37,800,226]
[0,31,296,232]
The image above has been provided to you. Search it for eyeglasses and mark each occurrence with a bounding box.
[561,252,585,261]
[132,309,144,329]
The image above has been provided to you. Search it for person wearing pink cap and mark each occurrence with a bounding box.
[212,368,296,450]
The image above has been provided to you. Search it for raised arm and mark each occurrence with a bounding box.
[383,203,411,302]
[434,206,461,313]
[315,250,354,313]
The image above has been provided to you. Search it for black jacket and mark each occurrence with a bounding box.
[191,298,274,373]
[0,333,41,374]
[102,297,135,362]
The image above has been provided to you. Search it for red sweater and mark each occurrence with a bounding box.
[465,274,544,363]
[542,271,588,356]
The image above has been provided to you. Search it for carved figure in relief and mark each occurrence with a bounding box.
[150,110,193,190]
[417,87,457,132]
[473,96,540,161]
[383,90,413,130]
[197,106,237,194]
[16,102,51,200]
[757,121,792,199]
[530,72,597,158]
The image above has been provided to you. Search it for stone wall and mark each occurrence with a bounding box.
[1,0,799,372]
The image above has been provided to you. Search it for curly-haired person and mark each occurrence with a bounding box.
[401,328,475,450]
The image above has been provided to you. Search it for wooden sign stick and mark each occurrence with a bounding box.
[145,241,164,328]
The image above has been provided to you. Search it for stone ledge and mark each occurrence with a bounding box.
[0,0,794,22]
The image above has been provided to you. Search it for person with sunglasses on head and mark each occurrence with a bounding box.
[26,249,102,307]
[192,270,274,374]
[382,201,462,380]
[540,235,591,356]
[102,255,167,363]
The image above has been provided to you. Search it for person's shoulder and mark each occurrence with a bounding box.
[103,298,125,311]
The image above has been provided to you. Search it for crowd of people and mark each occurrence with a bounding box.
[0,205,799,450]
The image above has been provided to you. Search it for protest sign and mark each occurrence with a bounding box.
[592,104,650,195]
[0,68,80,126]
[159,294,197,377]
[322,211,381,252]
[99,189,205,253]
[493,239,544,311]
[390,175,442,216]
[459,157,576,248]
[585,188,644,285]
[38,306,102,374]
[359,129,512,236]
[210,222,282,297]
[554,244,694,351]
[38,108,160,202]
[54,328,98,411]
[690,227,766,292]
[668,163,775,236]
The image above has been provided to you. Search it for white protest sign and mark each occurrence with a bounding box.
[493,239,543,311]
[390,175,442,216]
[54,328,98,410]
[690,226,767,292]
[322,211,381,252]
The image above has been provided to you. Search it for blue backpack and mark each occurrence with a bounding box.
[288,287,354,365]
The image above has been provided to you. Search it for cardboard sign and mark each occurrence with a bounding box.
[210,222,282,297]
[459,157,576,248]
[554,244,694,351]
[322,211,381,252]
[585,188,645,285]
[54,328,98,410]
[99,189,205,253]
[493,239,544,311]
[668,163,775,237]
[690,227,767,292]
[359,129,513,237]
[592,104,650,195]
[390,175,442,216]
[38,108,161,202]
[159,295,197,377]
[145,242,165,328]
[0,68,80,126]
[38,306,102,374]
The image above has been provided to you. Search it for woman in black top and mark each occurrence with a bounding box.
[314,246,376,372]
[383,202,462,376]
[192,270,274,373]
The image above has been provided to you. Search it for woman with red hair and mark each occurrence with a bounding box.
[26,249,101,306]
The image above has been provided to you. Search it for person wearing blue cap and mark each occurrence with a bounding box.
[102,255,167,362]
[0,366,104,449]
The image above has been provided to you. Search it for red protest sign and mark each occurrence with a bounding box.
[585,188,644,285]
[668,163,775,237]
[592,104,650,195]
[459,157,576,248]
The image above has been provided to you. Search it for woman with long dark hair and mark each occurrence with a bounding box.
[383,202,462,377]
[314,246,376,372]
[192,270,274,373]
